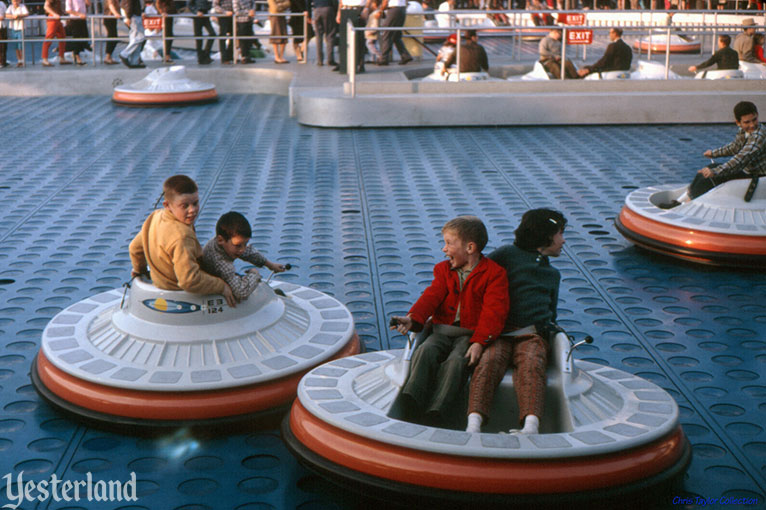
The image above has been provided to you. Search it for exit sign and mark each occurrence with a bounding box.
[559,13,586,25]
[567,29,593,45]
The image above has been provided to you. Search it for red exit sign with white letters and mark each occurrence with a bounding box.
[559,13,586,25]
[567,29,593,45]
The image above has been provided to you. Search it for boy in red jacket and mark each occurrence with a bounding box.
[390,216,509,427]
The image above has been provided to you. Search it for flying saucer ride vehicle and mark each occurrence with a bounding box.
[615,178,766,266]
[282,327,691,507]
[32,273,361,429]
[112,65,218,107]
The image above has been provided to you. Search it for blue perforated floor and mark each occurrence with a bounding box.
[0,95,764,509]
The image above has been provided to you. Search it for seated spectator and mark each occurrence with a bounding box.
[660,101,766,209]
[527,0,553,27]
[202,211,287,302]
[578,27,632,77]
[390,216,508,427]
[754,33,766,64]
[688,34,739,73]
[434,32,456,73]
[733,18,759,63]
[441,29,488,75]
[539,27,579,79]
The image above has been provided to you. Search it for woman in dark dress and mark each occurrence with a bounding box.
[288,0,312,62]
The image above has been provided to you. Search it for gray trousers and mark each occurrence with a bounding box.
[379,6,410,63]
[401,324,473,419]
[313,6,337,65]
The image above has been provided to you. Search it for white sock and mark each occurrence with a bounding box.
[521,415,539,435]
[677,191,690,203]
[466,412,483,433]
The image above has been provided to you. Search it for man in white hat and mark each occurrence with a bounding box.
[732,18,759,63]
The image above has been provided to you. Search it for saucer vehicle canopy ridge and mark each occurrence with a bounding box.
[282,331,691,506]
[32,277,361,428]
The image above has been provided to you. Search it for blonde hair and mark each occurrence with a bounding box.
[442,216,488,251]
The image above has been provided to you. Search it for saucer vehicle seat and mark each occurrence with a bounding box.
[694,69,744,80]
[740,61,766,79]
[583,70,632,81]
[283,328,691,506]
[32,277,360,428]
[615,178,766,266]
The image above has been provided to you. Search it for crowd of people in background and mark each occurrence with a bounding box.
[0,0,763,69]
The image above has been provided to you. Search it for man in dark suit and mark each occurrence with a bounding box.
[689,35,739,74]
[578,27,632,78]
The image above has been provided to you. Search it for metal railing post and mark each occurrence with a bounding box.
[302,10,308,63]
[456,28,461,82]
[162,13,167,60]
[561,26,566,80]
[348,21,355,97]
[233,12,238,63]
[647,10,652,60]
[664,25,670,80]
[20,18,26,66]
[90,15,96,65]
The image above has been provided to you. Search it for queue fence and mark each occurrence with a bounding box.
[346,11,765,96]
[0,11,310,66]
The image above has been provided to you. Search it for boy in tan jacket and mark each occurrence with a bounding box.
[129,175,236,307]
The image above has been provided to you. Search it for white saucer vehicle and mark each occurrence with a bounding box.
[512,61,643,81]
[282,328,691,506]
[422,70,497,82]
[112,65,218,107]
[740,61,766,80]
[694,69,744,80]
[634,31,701,54]
[32,277,361,429]
[615,179,766,266]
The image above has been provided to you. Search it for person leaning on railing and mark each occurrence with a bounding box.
[102,0,121,64]
[5,0,28,67]
[119,0,146,67]
[268,0,290,63]
[189,0,216,64]
[42,0,71,66]
[0,0,7,68]
[233,0,256,63]
[213,0,235,64]
[156,0,176,63]
[65,0,90,65]
[311,0,337,66]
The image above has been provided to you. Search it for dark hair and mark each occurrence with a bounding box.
[442,216,488,252]
[465,29,477,39]
[514,208,567,251]
[719,34,731,46]
[163,175,198,202]
[755,33,764,45]
[733,101,758,122]
[216,211,252,240]
[611,27,623,37]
